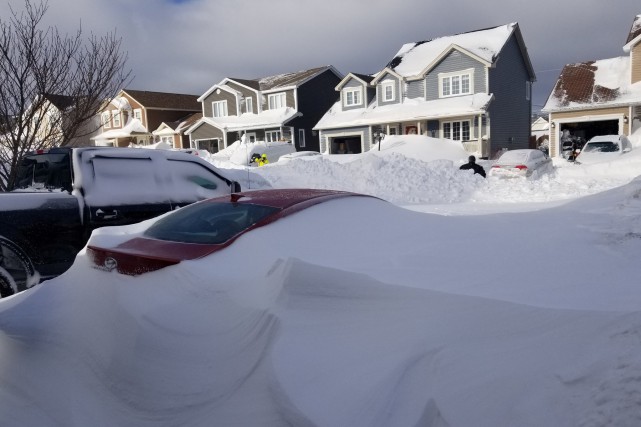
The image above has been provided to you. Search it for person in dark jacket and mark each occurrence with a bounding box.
[459,155,486,177]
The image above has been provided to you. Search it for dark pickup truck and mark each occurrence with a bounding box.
[0,147,240,297]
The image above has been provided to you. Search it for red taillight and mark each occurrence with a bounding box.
[514,165,528,170]
[86,246,178,276]
[491,165,501,169]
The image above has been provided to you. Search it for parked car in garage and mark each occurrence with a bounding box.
[488,149,554,179]
[575,135,632,165]
[87,189,373,276]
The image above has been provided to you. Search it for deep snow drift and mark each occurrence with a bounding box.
[1,135,641,426]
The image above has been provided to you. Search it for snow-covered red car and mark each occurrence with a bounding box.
[87,189,372,276]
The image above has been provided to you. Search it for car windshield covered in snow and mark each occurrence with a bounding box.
[144,200,280,244]
[583,141,619,152]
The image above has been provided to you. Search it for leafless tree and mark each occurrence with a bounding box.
[0,0,131,190]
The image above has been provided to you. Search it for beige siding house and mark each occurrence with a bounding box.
[92,90,200,147]
[543,14,641,157]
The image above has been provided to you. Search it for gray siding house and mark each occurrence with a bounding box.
[314,23,536,158]
[186,66,342,153]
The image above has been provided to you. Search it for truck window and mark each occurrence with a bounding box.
[14,152,72,192]
[167,159,230,201]
[85,157,170,206]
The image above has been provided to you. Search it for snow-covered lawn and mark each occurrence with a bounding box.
[1,134,641,426]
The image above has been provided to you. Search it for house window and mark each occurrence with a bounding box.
[526,81,531,101]
[112,111,121,127]
[343,87,362,107]
[245,97,253,114]
[298,129,306,148]
[161,136,173,145]
[268,93,286,109]
[443,120,471,141]
[133,108,143,121]
[212,100,228,118]
[439,70,473,97]
[382,81,395,102]
[101,112,111,129]
[265,130,281,142]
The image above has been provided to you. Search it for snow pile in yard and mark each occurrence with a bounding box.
[251,134,641,210]
[1,134,641,426]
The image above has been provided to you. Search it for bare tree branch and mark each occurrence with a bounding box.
[0,0,131,190]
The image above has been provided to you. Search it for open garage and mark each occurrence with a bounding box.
[330,136,363,154]
[557,119,619,142]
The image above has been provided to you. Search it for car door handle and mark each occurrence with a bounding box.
[95,208,120,220]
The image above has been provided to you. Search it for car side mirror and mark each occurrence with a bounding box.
[230,181,242,193]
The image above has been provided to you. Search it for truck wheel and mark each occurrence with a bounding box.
[0,237,36,298]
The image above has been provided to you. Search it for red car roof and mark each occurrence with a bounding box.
[216,188,358,209]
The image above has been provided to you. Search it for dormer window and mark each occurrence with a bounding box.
[212,100,228,117]
[381,81,396,102]
[343,87,362,107]
[439,69,474,98]
[245,97,253,114]
[268,93,286,109]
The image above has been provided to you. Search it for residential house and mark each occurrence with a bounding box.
[542,14,641,157]
[185,66,342,153]
[92,90,200,147]
[26,93,100,147]
[314,23,536,158]
[152,112,202,149]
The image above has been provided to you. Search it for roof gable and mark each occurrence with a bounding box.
[371,68,404,85]
[153,112,202,134]
[335,72,374,90]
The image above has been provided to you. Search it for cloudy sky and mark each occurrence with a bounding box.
[3,0,640,113]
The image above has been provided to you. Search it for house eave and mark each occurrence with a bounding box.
[544,101,641,114]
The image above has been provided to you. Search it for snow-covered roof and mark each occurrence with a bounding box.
[91,118,148,140]
[199,66,340,101]
[543,56,641,112]
[314,93,493,130]
[153,112,203,136]
[624,14,641,50]
[386,23,517,78]
[187,108,301,134]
